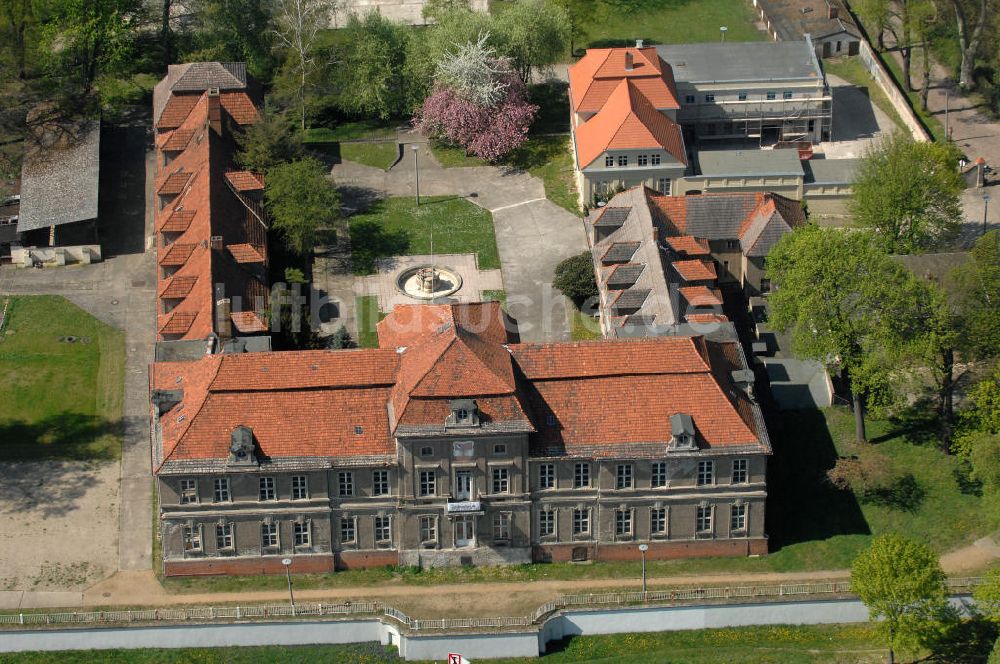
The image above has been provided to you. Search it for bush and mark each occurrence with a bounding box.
[553,251,597,305]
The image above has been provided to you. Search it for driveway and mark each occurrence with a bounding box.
[330,140,588,341]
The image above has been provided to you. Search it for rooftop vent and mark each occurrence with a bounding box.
[635,39,644,48]
[624,51,634,71]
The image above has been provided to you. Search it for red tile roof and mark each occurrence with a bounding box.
[673,259,717,282]
[227,243,265,264]
[160,276,198,299]
[687,313,730,324]
[230,311,268,333]
[157,171,192,195]
[161,129,195,152]
[225,171,264,192]
[220,92,260,125]
[159,311,198,336]
[160,209,196,232]
[569,48,680,114]
[157,94,200,129]
[159,242,197,267]
[575,79,686,170]
[665,235,710,256]
[679,285,723,307]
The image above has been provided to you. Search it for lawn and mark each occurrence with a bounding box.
[429,141,488,168]
[339,142,399,171]
[348,196,501,275]
[305,122,399,171]
[509,135,581,215]
[569,306,601,341]
[304,121,396,143]
[0,296,124,460]
[356,295,385,349]
[567,0,764,51]
[822,56,907,134]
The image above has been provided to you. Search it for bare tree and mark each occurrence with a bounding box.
[273,0,332,130]
[435,33,510,106]
[948,0,991,90]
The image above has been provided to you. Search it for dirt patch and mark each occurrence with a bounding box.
[0,460,118,590]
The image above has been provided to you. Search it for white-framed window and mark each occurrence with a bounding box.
[216,523,234,550]
[731,504,747,532]
[696,505,713,533]
[375,516,392,545]
[738,91,747,101]
[492,467,509,494]
[705,94,715,102]
[617,155,628,167]
[766,91,776,100]
[291,475,308,500]
[651,507,668,536]
[574,462,590,488]
[573,508,591,536]
[637,154,648,166]
[731,459,748,484]
[259,477,275,501]
[179,479,198,504]
[538,509,555,537]
[261,522,278,548]
[616,464,633,489]
[420,515,437,543]
[657,178,671,195]
[697,461,714,486]
[493,512,511,541]
[783,91,793,100]
[538,463,555,490]
[213,478,230,502]
[651,462,667,488]
[183,524,202,552]
[419,470,436,496]
[650,154,661,166]
[615,509,633,537]
[373,470,390,496]
[294,521,311,547]
[493,443,507,456]
[340,516,356,543]
[605,155,614,167]
[338,471,353,497]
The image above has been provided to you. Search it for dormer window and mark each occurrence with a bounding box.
[668,413,697,451]
[229,425,258,465]
[446,399,480,428]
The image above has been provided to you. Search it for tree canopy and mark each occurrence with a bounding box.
[236,109,304,174]
[850,133,964,254]
[851,534,951,664]
[337,11,416,120]
[553,251,598,305]
[264,156,339,254]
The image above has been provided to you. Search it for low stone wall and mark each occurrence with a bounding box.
[163,554,334,577]
[336,550,400,570]
[12,245,102,267]
[400,546,532,568]
[854,32,931,142]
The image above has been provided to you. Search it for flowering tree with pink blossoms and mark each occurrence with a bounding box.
[414,36,537,163]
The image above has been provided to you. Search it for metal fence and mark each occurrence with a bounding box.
[0,578,983,633]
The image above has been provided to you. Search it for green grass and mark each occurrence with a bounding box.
[304,121,396,143]
[355,295,384,349]
[340,142,399,171]
[348,196,500,275]
[509,135,581,215]
[569,306,601,341]
[429,141,489,168]
[482,289,507,306]
[876,51,948,142]
[0,296,124,460]
[822,56,907,134]
[569,0,764,51]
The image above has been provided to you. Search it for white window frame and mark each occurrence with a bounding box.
[615,464,633,490]
[492,467,510,494]
[538,509,555,538]
[374,515,392,546]
[294,520,312,547]
[697,460,714,486]
[651,462,667,488]
[493,511,511,542]
[183,524,203,552]
[696,505,713,534]
[419,515,437,543]
[291,475,308,500]
[650,154,661,166]
[213,478,230,503]
[574,462,590,489]
[651,506,668,536]
[731,503,747,533]
[419,470,436,497]
[179,479,198,504]
[259,476,275,501]
[373,469,390,496]
[637,154,648,166]
[572,508,591,537]
[617,155,628,167]
[261,522,279,549]
[731,459,748,484]
[605,155,614,168]
[340,516,356,544]
[657,178,671,195]
[615,508,633,538]
[216,522,234,550]
[538,463,555,490]
[338,471,354,497]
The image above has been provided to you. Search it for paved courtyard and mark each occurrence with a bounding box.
[356,253,503,313]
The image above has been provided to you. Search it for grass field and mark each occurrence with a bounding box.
[429,141,488,169]
[0,296,124,461]
[0,625,899,663]
[355,295,385,349]
[305,122,400,171]
[348,196,500,275]
[509,135,580,215]
[569,306,601,341]
[822,56,907,134]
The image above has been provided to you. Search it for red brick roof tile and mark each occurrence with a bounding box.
[159,242,197,267]
[230,311,268,333]
[160,276,198,299]
[224,171,264,192]
[158,171,192,195]
[227,243,265,263]
[665,235,710,256]
[673,259,717,282]
[157,94,200,129]
[220,92,260,125]
[679,285,723,307]
[162,129,195,152]
[160,209,196,232]
[159,311,198,336]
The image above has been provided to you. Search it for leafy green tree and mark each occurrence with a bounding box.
[951,230,1000,360]
[493,0,570,82]
[187,0,274,78]
[851,534,951,664]
[855,0,893,50]
[236,109,304,173]
[767,225,929,442]
[265,156,339,254]
[338,11,414,120]
[850,133,964,254]
[976,568,1000,622]
[553,251,597,305]
[1,0,35,78]
[272,0,330,130]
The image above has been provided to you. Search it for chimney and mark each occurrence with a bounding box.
[827,1,839,19]
[636,39,644,48]
[216,297,232,339]
[210,235,223,251]
[207,87,222,134]
[624,51,634,72]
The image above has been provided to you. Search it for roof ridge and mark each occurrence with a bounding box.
[158,356,225,471]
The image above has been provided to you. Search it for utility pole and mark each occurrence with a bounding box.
[281,558,296,615]
[412,145,421,206]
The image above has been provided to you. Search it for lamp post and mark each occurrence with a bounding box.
[720,26,728,42]
[281,557,296,615]
[638,543,649,597]
[984,193,991,236]
[412,144,421,206]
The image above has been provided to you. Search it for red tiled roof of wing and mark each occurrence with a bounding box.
[648,192,688,233]
[575,79,686,169]
[679,285,723,307]
[209,348,398,391]
[159,242,198,266]
[159,311,198,336]
[377,301,509,349]
[737,194,772,237]
[510,336,710,379]
[161,129,195,152]
[157,94,200,129]
[230,311,268,333]
[157,171,192,195]
[665,235,710,256]
[569,47,679,114]
[673,258,717,282]
[227,243,265,263]
[395,394,532,430]
[224,171,264,192]
[160,276,198,299]
[160,209,196,232]
[686,313,729,324]
[220,92,260,125]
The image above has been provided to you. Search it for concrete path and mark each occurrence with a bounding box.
[331,140,588,342]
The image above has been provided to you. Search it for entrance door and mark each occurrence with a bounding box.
[455,516,475,548]
[455,471,473,501]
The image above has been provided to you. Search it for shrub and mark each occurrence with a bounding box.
[553,251,597,306]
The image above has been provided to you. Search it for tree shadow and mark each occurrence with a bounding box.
[0,413,121,463]
[764,408,871,549]
[349,218,410,276]
[862,473,926,512]
[97,117,149,257]
[871,401,941,446]
[529,81,570,134]
[953,461,984,497]
[338,184,383,214]
[307,141,340,169]
[925,617,998,663]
